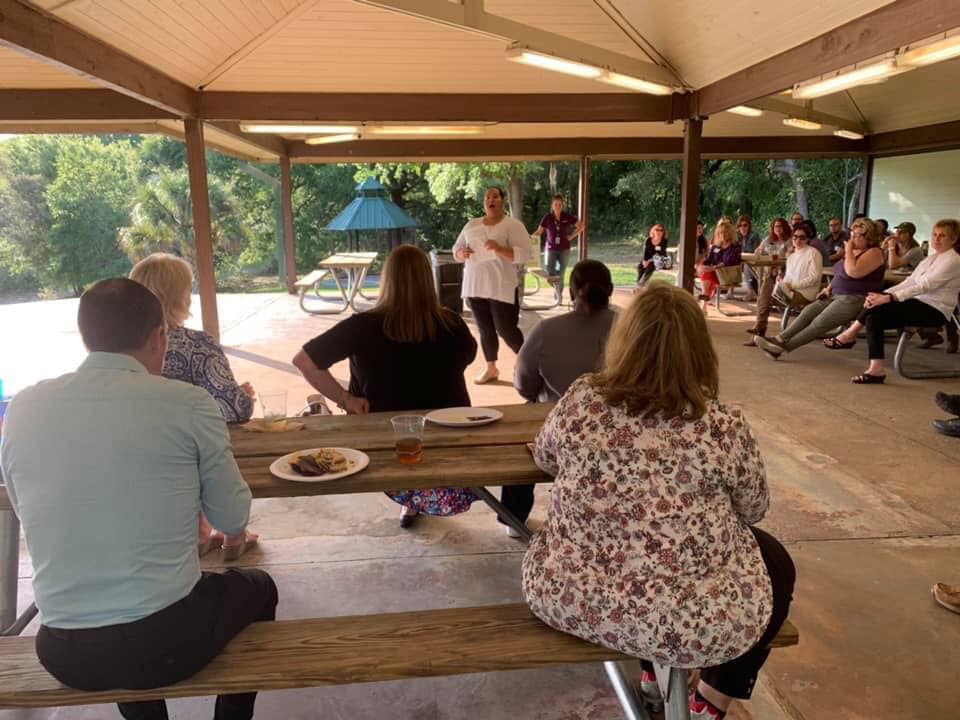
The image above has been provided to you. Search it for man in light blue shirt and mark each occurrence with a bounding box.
[0,278,277,720]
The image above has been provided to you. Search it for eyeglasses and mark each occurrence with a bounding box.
[792,233,808,239]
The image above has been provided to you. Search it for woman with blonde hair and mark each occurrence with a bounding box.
[636,223,671,288]
[130,253,257,559]
[293,244,479,527]
[522,284,795,720]
[697,219,741,311]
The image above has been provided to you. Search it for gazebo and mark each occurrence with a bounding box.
[325,177,418,252]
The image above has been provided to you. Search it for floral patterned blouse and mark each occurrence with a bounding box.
[163,326,253,424]
[521,377,773,669]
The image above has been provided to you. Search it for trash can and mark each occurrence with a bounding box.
[430,250,464,315]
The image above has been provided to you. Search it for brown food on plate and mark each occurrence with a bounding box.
[290,448,352,477]
[466,415,490,421]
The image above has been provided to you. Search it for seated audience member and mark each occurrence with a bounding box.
[757,218,793,258]
[825,217,849,263]
[508,260,616,537]
[737,215,761,300]
[130,253,258,558]
[802,220,826,258]
[0,279,275,720]
[790,211,804,228]
[825,219,960,384]
[293,245,479,528]
[755,218,885,359]
[637,223,671,287]
[522,284,795,720]
[876,218,891,247]
[698,219,741,311]
[747,222,823,338]
[886,222,924,271]
[696,221,708,263]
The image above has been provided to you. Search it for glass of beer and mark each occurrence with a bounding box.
[391,415,426,464]
[260,391,288,431]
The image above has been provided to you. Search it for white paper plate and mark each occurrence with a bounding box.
[425,407,504,427]
[269,447,370,482]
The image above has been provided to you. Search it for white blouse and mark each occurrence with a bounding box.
[781,244,823,301]
[888,249,960,320]
[453,216,532,304]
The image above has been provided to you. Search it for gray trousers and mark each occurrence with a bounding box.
[780,293,866,350]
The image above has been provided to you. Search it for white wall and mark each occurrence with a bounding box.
[869,149,960,242]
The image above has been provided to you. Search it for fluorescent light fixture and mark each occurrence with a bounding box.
[364,125,486,136]
[833,129,865,140]
[505,45,603,79]
[726,105,764,117]
[899,35,960,67]
[240,123,360,134]
[303,133,361,145]
[782,117,822,131]
[599,70,673,95]
[792,59,898,99]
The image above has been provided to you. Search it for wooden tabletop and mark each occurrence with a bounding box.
[229,403,552,458]
[741,253,785,266]
[318,252,378,268]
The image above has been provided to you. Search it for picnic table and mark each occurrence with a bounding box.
[0,402,552,635]
[296,251,378,315]
[741,252,785,288]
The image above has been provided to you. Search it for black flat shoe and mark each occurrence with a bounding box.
[932,417,960,437]
[399,510,418,529]
[852,373,885,384]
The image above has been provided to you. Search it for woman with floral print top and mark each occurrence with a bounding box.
[521,284,795,720]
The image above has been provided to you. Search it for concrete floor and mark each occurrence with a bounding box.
[2,287,960,720]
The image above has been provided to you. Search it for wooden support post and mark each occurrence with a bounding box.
[678,119,703,294]
[184,119,220,343]
[577,156,591,261]
[280,156,297,294]
[859,154,874,217]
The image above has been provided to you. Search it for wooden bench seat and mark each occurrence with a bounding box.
[293,269,329,290]
[0,603,798,709]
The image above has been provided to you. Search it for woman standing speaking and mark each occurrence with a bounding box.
[453,186,532,384]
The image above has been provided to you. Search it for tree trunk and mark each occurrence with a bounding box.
[549,162,557,193]
[782,159,809,217]
[507,166,524,222]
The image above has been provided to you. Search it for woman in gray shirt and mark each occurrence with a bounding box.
[514,259,616,403]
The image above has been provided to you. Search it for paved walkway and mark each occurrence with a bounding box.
[2,287,960,719]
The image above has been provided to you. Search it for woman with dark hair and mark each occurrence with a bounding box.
[293,245,480,527]
[522,284,795,720]
[504,260,617,537]
[636,223,671,288]
[453,186,532,384]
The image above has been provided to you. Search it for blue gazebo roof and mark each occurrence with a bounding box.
[325,178,418,232]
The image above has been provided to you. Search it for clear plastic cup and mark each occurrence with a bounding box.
[260,391,288,430]
[391,415,426,464]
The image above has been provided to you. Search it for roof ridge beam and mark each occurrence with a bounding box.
[694,0,960,117]
[351,0,681,89]
[0,0,198,116]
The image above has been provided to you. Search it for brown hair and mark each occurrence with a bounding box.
[768,217,790,242]
[736,214,752,228]
[851,218,881,247]
[590,284,719,419]
[129,253,193,329]
[933,218,960,241]
[79,278,164,353]
[552,193,564,202]
[370,245,458,343]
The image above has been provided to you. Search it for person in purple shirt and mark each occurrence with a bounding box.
[532,194,584,301]
[697,219,741,312]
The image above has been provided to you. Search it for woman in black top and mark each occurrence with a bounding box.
[293,245,479,527]
[636,223,671,288]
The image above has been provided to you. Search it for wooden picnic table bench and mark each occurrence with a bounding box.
[297,251,377,315]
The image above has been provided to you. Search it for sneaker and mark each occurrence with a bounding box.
[935,391,960,417]
[640,670,664,712]
[474,367,499,384]
[504,525,522,539]
[689,691,726,719]
[932,582,960,613]
[755,335,785,359]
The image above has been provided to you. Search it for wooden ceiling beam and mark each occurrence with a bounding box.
[0,0,198,116]
[0,89,175,121]
[750,98,867,135]
[695,0,960,116]
[199,92,678,123]
[866,119,960,157]
[288,135,864,162]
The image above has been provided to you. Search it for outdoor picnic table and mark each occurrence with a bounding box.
[741,252,785,288]
[0,402,553,635]
[300,252,377,315]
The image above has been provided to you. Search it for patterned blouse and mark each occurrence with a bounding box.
[163,326,253,424]
[521,377,773,668]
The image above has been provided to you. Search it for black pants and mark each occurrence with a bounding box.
[857,299,947,360]
[469,290,524,362]
[36,569,278,720]
[637,264,655,287]
[640,526,795,700]
[499,484,535,525]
